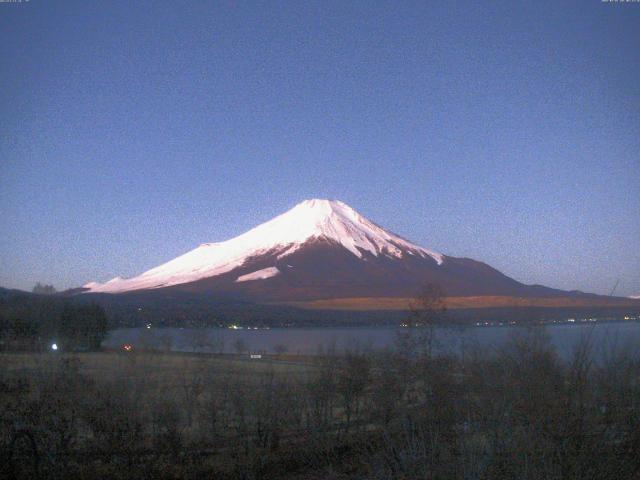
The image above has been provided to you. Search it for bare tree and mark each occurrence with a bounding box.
[273,344,288,356]
[179,359,205,428]
[186,329,214,354]
[397,283,447,359]
[337,351,371,433]
[233,337,247,355]
[211,328,226,354]
[159,333,173,353]
[370,353,406,427]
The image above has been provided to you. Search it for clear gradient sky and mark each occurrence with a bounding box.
[1,1,638,296]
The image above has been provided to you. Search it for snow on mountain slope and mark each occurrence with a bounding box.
[235,267,281,283]
[84,199,443,293]
[631,294,640,299]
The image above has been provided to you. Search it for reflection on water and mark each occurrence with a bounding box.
[103,321,640,361]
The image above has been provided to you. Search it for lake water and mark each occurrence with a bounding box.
[103,321,640,361]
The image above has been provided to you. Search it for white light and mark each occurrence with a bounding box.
[51,343,58,351]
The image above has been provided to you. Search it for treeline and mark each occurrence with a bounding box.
[1,328,639,479]
[0,292,107,351]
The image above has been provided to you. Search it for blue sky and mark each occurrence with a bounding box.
[1,0,638,295]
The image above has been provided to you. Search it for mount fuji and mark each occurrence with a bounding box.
[80,199,635,309]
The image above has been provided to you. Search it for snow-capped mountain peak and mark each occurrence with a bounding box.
[267,199,442,261]
[83,199,443,293]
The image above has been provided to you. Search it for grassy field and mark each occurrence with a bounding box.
[1,351,316,383]
[1,351,327,479]
[2,334,640,479]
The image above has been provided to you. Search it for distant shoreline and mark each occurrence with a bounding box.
[109,316,640,332]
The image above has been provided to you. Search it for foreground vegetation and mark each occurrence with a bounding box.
[1,327,639,479]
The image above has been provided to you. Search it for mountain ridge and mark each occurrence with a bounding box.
[83,199,443,294]
[80,199,637,307]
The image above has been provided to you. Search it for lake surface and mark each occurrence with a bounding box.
[104,321,640,360]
